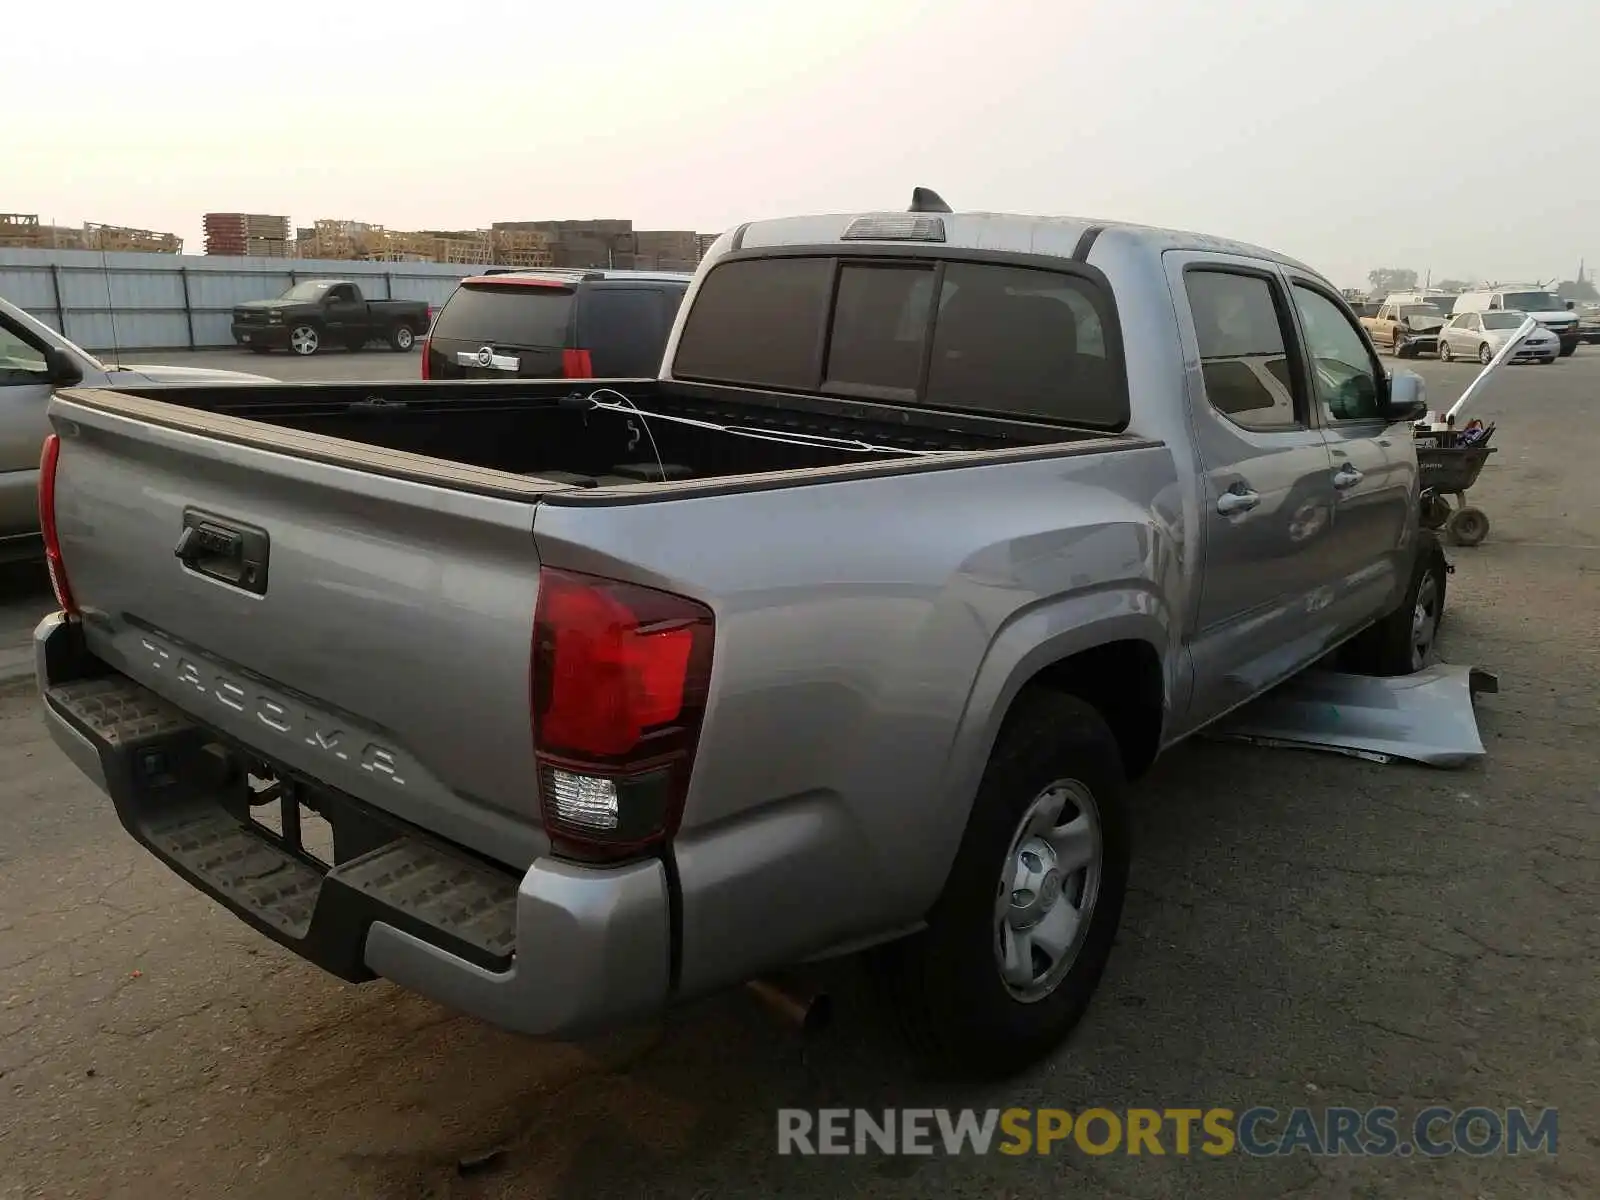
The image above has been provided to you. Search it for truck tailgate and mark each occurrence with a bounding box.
[48,394,551,867]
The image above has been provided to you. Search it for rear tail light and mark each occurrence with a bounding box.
[531,568,714,862]
[420,335,432,379]
[561,348,594,379]
[37,433,78,615]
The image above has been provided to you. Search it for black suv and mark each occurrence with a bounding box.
[422,269,692,380]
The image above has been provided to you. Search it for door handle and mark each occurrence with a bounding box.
[1333,464,1364,490]
[1217,488,1261,515]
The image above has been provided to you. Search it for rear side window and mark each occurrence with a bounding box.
[674,255,1127,428]
[1185,269,1301,431]
[432,284,574,348]
[672,257,831,389]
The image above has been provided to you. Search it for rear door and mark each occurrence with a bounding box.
[576,285,685,377]
[1165,253,1341,727]
[424,280,577,379]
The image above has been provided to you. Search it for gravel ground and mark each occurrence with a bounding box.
[0,352,1596,1199]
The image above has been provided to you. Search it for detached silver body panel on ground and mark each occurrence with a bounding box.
[1212,665,1499,768]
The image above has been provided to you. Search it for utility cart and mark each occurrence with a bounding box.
[1414,425,1496,546]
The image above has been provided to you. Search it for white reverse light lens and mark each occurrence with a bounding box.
[547,770,619,831]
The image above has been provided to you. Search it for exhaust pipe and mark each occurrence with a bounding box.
[746,975,833,1036]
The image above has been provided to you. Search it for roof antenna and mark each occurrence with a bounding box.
[909,187,952,214]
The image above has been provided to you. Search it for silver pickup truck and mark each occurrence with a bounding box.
[34,195,1440,1079]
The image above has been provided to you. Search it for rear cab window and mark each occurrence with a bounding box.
[432,282,576,348]
[671,254,1128,430]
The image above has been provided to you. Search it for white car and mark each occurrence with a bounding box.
[2,293,273,563]
[1437,310,1560,365]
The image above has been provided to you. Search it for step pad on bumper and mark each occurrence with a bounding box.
[51,676,193,746]
[149,806,324,938]
[45,671,521,978]
[335,841,518,960]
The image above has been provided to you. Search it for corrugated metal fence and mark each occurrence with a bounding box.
[0,248,503,352]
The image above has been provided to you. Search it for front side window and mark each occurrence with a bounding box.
[1291,284,1383,422]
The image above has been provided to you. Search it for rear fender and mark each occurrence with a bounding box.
[920,589,1174,904]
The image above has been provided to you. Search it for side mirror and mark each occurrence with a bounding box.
[43,346,83,388]
[1384,369,1428,423]
[1566,301,1576,310]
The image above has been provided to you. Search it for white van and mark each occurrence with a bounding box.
[1450,287,1581,357]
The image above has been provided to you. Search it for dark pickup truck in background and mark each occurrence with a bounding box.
[231,280,432,356]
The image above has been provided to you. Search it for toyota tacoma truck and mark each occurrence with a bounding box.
[34,192,1440,1079]
[231,280,431,356]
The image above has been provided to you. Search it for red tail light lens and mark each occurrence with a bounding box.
[420,336,432,379]
[37,434,78,615]
[561,348,594,379]
[532,568,713,860]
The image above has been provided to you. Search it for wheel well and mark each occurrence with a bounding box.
[1015,640,1165,780]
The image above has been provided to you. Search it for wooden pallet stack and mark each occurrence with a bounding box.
[82,223,183,254]
[490,228,555,268]
[203,212,290,256]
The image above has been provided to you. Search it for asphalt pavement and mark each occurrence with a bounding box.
[1,349,1596,1199]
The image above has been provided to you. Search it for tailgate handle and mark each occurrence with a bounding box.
[175,510,270,596]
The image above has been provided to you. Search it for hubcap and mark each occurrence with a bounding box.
[397,328,413,348]
[1411,571,1440,670]
[994,780,1102,1003]
[291,327,318,354]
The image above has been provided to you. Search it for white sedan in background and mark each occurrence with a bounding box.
[1438,310,1560,365]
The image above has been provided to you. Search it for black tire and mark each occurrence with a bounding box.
[1559,341,1577,358]
[874,690,1130,1081]
[345,339,366,352]
[247,345,271,355]
[1340,530,1447,676]
[1478,342,1494,365]
[1393,332,1410,358]
[1439,339,1454,362]
[389,324,416,352]
[1446,505,1489,547]
[288,324,321,356]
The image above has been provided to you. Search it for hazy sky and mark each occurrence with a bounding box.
[12,0,1599,288]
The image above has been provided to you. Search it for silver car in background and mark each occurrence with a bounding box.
[1437,310,1560,365]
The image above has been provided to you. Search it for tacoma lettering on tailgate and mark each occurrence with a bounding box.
[140,636,407,786]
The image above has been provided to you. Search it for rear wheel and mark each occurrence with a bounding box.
[1477,342,1494,365]
[389,324,416,351]
[289,324,321,356]
[875,691,1129,1080]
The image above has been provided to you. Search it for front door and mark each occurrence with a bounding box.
[1286,279,1419,636]
[1167,254,1341,731]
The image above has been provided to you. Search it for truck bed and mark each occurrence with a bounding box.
[58,377,1117,500]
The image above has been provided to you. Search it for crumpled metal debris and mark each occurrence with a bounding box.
[1211,664,1498,768]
